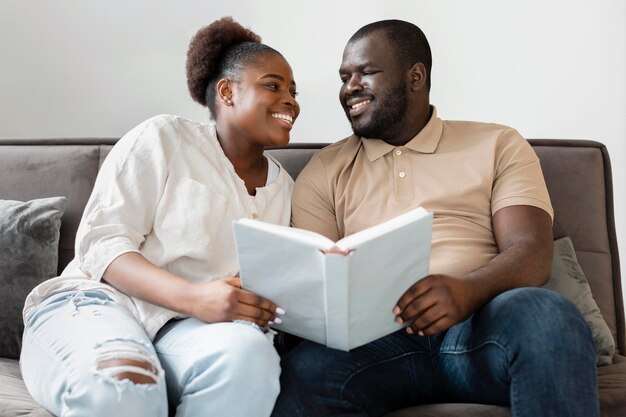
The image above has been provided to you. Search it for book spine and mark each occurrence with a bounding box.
[323,253,350,351]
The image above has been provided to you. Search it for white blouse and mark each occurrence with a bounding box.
[24,114,293,338]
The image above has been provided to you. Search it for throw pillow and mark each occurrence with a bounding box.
[544,237,615,365]
[0,196,66,359]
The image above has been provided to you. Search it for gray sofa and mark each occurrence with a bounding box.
[0,137,624,417]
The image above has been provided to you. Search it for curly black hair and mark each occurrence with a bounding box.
[186,17,280,116]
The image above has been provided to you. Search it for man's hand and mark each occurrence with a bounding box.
[393,274,480,336]
[393,205,553,337]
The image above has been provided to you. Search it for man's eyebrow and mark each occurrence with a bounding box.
[339,63,374,74]
[261,74,296,86]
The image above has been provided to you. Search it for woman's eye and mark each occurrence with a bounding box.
[291,91,299,98]
[266,83,279,90]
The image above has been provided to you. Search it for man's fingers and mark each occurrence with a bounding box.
[410,314,450,336]
[407,304,446,332]
[394,278,432,315]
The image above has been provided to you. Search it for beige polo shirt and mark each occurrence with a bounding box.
[291,107,553,277]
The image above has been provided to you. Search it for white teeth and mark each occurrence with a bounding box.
[272,113,293,123]
[351,100,371,109]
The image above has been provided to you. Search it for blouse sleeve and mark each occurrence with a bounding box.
[76,116,179,281]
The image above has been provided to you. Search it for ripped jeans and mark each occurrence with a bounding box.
[20,290,281,417]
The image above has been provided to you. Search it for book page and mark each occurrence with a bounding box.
[233,220,329,345]
[236,218,336,250]
[346,210,432,349]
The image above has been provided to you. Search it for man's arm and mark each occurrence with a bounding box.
[394,204,553,336]
[291,153,340,240]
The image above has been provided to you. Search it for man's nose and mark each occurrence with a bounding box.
[344,75,363,95]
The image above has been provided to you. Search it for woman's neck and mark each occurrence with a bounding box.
[216,126,267,195]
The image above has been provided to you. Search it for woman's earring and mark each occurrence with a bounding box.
[224,98,232,106]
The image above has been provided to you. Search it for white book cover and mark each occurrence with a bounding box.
[233,207,433,351]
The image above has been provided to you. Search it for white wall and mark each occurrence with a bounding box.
[2,0,625,300]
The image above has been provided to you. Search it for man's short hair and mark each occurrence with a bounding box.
[349,20,432,89]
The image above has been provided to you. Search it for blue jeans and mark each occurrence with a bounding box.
[272,288,599,417]
[21,290,280,417]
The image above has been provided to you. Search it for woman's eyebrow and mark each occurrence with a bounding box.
[260,74,296,86]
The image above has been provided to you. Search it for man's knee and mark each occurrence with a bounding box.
[493,287,582,324]
[486,288,593,351]
[280,341,337,388]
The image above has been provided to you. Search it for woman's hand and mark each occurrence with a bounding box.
[186,277,283,327]
[102,253,284,327]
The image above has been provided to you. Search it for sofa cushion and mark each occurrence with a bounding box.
[0,358,54,417]
[0,197,65,359]
[544,237,615,365]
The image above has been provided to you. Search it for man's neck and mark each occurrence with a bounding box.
[382,104,432,147]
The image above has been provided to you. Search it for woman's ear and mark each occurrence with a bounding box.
[409,62,427,91]
[217,78,234,106]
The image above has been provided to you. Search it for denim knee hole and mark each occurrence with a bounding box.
[94,339,163,398]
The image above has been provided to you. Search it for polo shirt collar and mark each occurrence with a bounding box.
[362,106,443,162]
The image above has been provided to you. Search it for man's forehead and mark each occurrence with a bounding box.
[341,32,391,68]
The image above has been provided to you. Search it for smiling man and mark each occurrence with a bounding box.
[271,20,599,417]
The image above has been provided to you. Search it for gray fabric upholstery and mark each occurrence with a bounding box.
[532,141,623,352]
[0,138,623,417]
[0,197,65,359]
[0,358,53,417]
[545,237,615,365]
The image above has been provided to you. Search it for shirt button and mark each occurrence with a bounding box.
[398,171,406,178]
[251,213,258,219]
[395,149,402,156]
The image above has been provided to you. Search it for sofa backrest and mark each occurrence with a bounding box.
[0,138,622,354]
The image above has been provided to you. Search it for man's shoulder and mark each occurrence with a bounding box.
[442,119,514,135]
[440,119,526,150]
[315,135,362,162]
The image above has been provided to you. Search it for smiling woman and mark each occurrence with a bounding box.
[19,17,299,417]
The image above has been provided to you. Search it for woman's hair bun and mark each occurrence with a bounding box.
[186,17,261,106]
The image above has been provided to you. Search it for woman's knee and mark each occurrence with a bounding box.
[222,324,281,387]
[72,338,167,417]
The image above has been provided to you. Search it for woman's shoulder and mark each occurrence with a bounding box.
[115,115,215,154]
[132,114,213,136]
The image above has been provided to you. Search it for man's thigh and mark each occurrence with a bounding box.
[278,329,440,416]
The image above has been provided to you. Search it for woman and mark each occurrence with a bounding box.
[20,17,299,417]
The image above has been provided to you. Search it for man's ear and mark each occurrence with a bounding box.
[409,62,427,91]
[217,78,234,105]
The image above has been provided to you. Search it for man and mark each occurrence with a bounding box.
[271,20,598,417]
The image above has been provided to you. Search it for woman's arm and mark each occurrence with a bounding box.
[103,252,281,327]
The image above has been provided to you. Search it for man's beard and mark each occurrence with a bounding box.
[348,83,408,140]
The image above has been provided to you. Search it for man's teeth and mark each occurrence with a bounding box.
[351,100,371,109]
[272,113,293,123]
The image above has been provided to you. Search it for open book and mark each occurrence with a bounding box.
[233,207,433,351]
